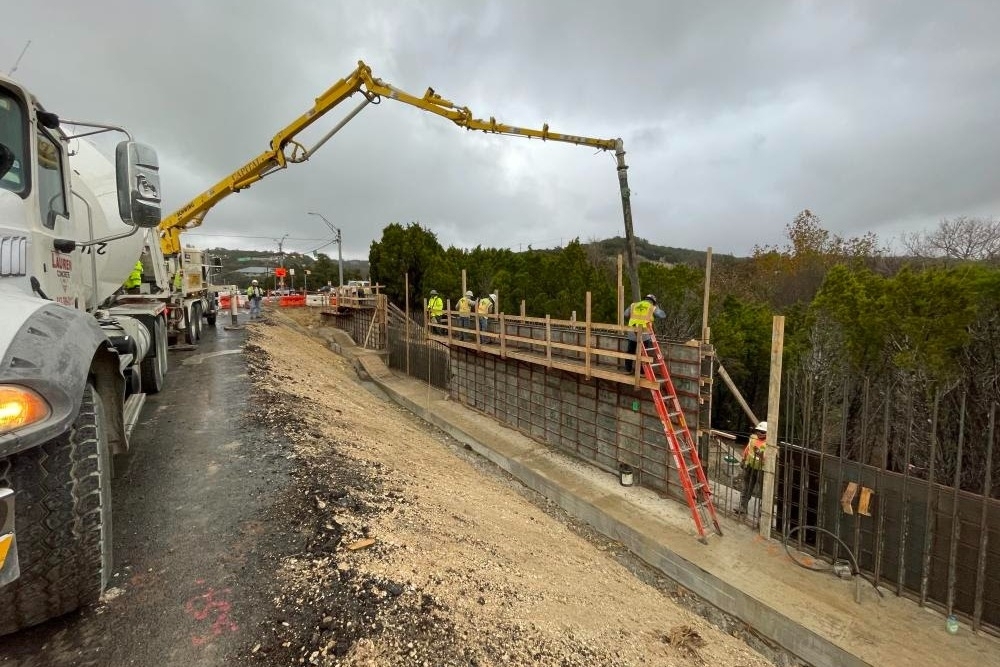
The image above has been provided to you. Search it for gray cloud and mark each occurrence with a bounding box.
[5,1,998,258]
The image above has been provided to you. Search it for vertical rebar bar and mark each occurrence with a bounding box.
[798,371,813,551]
[920,391,940,607]
[853,378,870,571]
[817,382,830,557]
[972,403,995,633]
[781,374,796,538]
[898,391,915,597]
[946,392,967,616]
[874,384,891,586]
[834,376,850,563]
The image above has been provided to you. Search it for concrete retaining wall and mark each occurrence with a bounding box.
[451,339,706,499]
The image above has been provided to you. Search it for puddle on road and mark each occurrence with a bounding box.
[182,349,244,366]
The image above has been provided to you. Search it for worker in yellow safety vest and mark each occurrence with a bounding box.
[123,260,143,293]
[736,421,768,515]
[456,290,475,340]
[246,279,265,319]
[427,289,444,332]
[622,294,665,372]
[477,293,497,341]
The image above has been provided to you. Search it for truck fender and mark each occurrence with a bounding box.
[0,304,126,459]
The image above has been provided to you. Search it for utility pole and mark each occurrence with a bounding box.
[274,233,289,292]
[308,212,344,288]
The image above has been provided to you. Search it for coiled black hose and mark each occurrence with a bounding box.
[783,525,884,598]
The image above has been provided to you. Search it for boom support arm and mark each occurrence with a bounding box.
[157,61,641,299]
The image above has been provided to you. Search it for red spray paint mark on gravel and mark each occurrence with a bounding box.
[185,579,239,646]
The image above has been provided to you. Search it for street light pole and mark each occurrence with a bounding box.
[307,212,343,288]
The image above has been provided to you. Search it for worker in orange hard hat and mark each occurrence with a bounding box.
[736,421,768,516]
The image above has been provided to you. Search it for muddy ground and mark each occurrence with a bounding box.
[238,310,794,667]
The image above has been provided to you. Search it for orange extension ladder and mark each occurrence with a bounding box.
[640,330,722,543]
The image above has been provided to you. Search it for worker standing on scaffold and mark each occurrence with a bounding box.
[623,294,665,373]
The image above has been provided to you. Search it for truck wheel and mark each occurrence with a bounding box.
[139,315,167,394]
[206,310,217,327]
[192,303,203,341]
[184,303,201,345]
[0,384,113,636]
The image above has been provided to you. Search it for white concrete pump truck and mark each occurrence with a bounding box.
[0,74,167,635]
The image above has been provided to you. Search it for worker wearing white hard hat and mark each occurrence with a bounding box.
[246,279,264,320]
[456,290,475,340]
[477,292,497,342]
[736,421,768,516]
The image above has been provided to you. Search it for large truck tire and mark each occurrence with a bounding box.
[139,315,167,394]
[0,384,113,636]
[184,303,202,345]
[192,303,203,341]
[205,309,217,327]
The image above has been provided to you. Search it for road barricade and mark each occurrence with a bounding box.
[218,294,248,310]
[278,294,307,307]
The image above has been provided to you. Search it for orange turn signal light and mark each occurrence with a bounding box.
[0,386,51,434]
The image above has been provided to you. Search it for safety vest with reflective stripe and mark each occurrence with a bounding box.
[124,260,142,289]
[627,300,654,328]
[742,435,766,470]
[477,297,493,315]
[457,297,473,314]
[428,296,443,318]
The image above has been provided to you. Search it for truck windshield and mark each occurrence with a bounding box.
[0,90,27,195]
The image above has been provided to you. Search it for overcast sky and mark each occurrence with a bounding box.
[5,1,999,259]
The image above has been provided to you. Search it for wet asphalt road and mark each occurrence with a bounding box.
[0,317,293,666]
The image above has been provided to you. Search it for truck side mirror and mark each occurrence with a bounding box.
[115,141,162,228]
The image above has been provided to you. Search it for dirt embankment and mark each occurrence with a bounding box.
[236,312,778,667]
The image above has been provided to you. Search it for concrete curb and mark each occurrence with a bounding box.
[371,374,870,667]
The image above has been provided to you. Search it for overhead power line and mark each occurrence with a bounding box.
[184,232,328,242]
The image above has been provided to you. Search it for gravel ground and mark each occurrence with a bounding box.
[233,311,781,667]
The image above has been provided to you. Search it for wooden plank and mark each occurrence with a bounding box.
[760,315,785,539]
[717,362,759,425]
[500,312,507,359]
[701,246,712,342]
[545,315,552,368]
[448,299,452,348]
[426,331,651,364]
[585,292,592,380]
[617,254,624,327]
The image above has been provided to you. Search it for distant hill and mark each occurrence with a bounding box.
[590,237,738,266]
[203,247,369,287]
[198,235,738,287]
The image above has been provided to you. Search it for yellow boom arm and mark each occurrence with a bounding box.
[157,60,639,298]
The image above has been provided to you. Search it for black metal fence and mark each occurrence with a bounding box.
[774,371,999,634]
[385,324,449,390]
